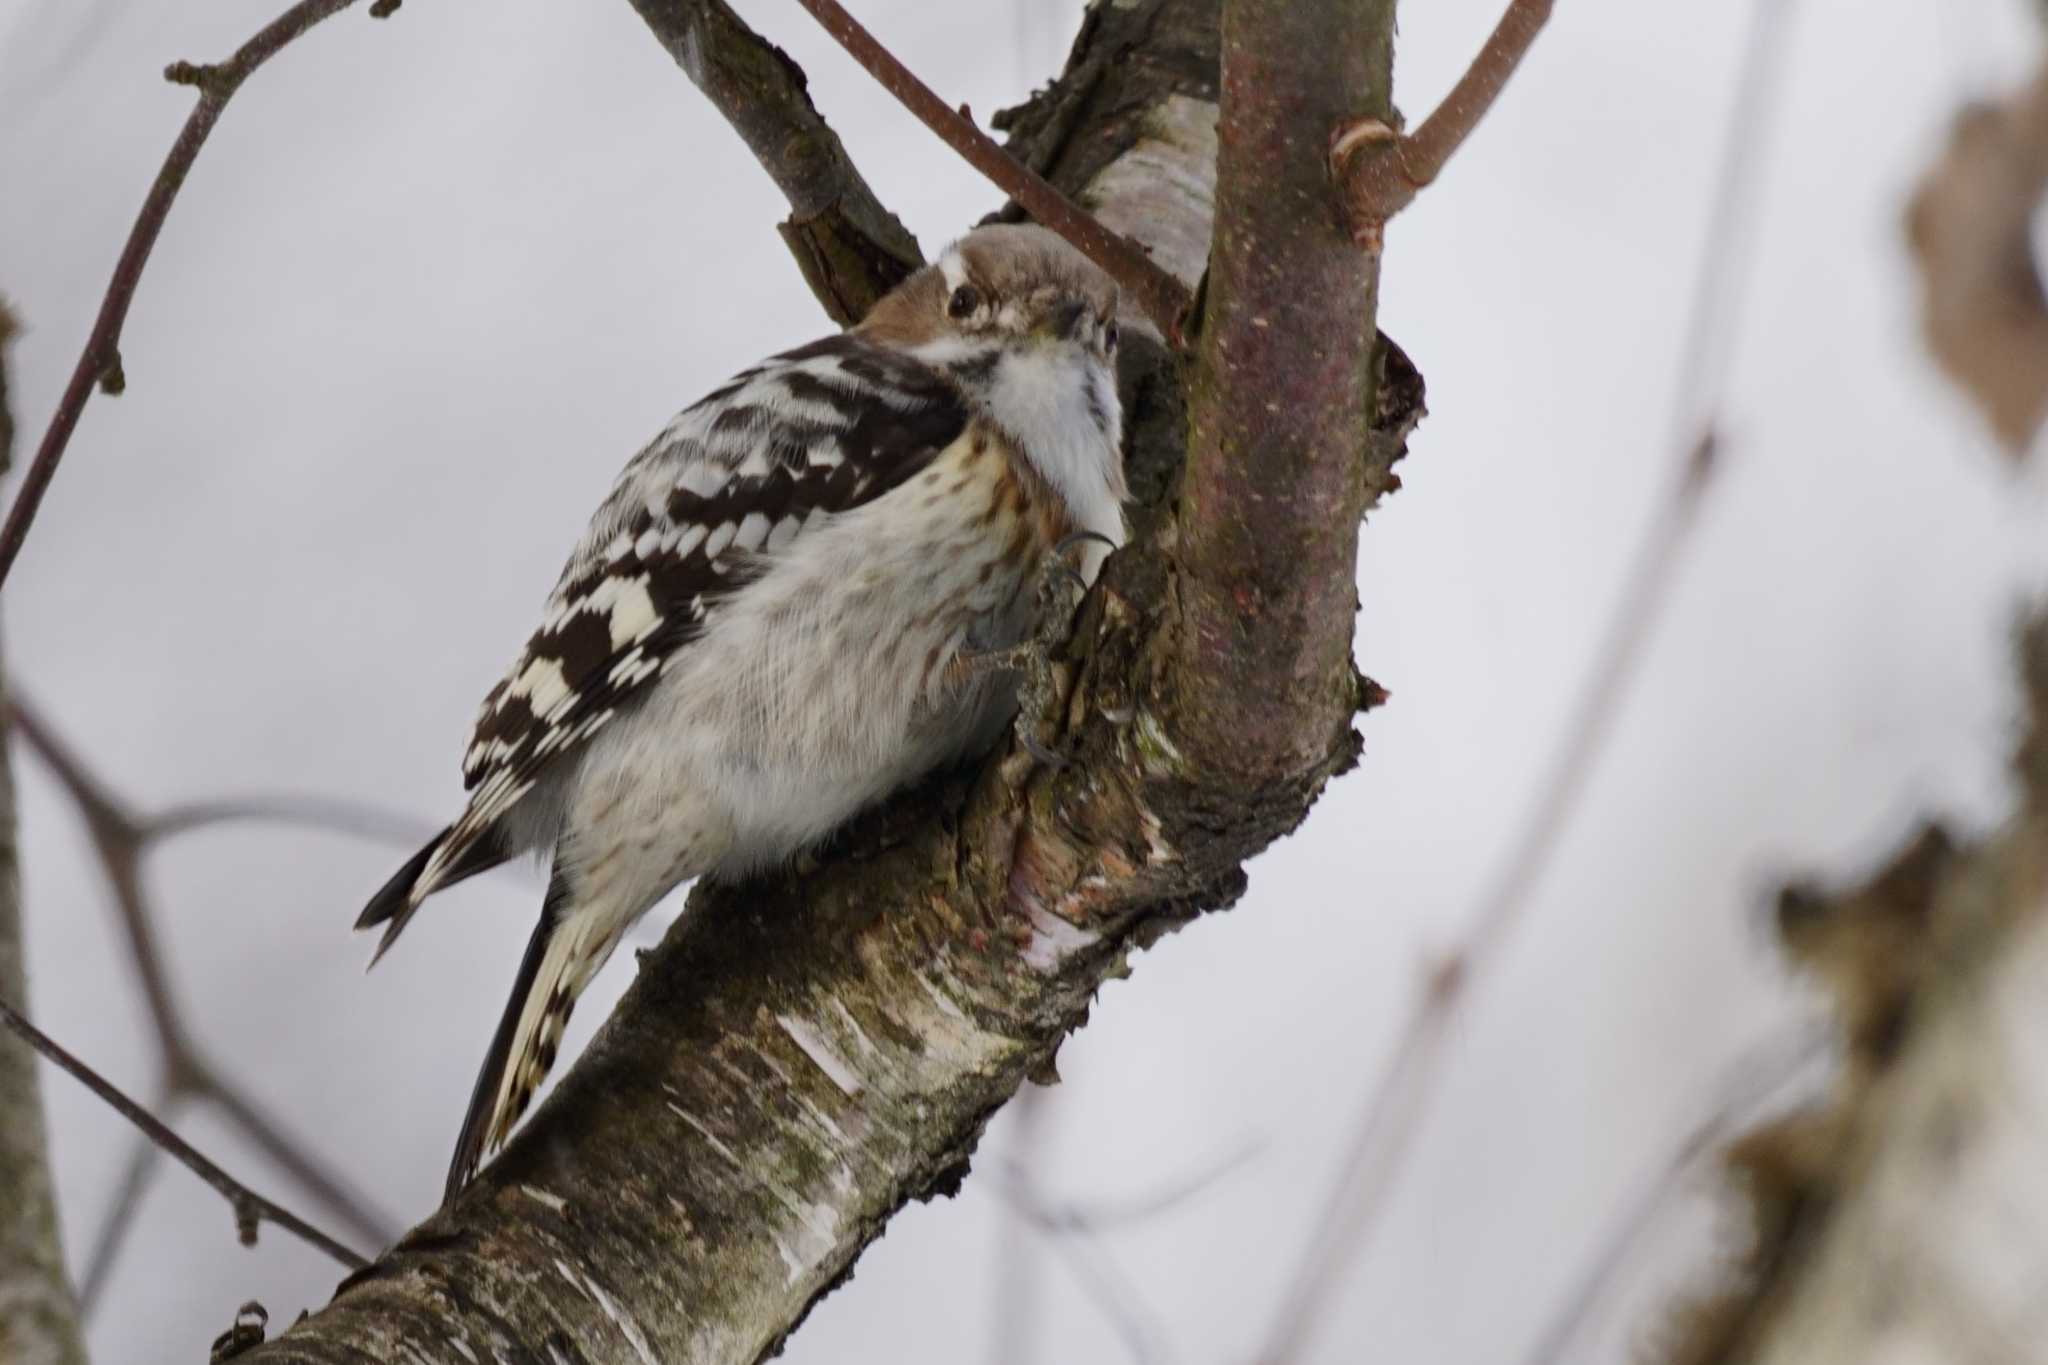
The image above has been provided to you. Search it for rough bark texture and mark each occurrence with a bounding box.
[1174,0,1396,789]
[1662,618,2048,1365]
[242,2,1417,1359]
[0,304,93,1365]
[624,0,924,325]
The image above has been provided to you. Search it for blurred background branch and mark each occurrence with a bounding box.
[0,995,368,1274]
[1907,57,2048,457]
[5,697,412,1304]
[1657,622,2048,1362]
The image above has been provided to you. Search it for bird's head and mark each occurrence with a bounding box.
[859,223,1126,509]
[860,222,1121,369]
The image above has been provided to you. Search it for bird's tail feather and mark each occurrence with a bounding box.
[355,824,512,967]
[444,870,618,1201]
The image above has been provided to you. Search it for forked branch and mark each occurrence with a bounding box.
[1330,0,1552,247]
[789,0,1195,340]
[6,697,409,1302]
[0,997,367,1272]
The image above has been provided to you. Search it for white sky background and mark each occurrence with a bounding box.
[3,0,2046,1361]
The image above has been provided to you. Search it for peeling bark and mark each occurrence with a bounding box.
[243,3,1419,1359]
[1662,620,2048,1365]
[0,303,92,1365]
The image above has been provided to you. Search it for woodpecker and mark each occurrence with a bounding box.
[356,224,1126,1199]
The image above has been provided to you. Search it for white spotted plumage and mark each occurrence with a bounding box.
[355,224,1126,1200]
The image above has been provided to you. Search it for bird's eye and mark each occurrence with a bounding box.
[1104,321,1120,351]
[948,285,981,319]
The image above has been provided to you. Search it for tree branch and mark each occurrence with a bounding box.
[0,301,91,1365]
[621,0,924,325]
[0,997,367,1274]
[6,697,403,1301]
[231,3,1431,1358]
[1167,0,1396,791]
[1255,1,1804,1354]
[0,0,374,594]
[789,0,1196,341]
[1331,0,1553,246]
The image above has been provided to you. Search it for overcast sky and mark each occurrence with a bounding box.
[3,1,2046,1361]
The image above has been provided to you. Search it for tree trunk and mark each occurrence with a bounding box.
[0,303,93,1365]
[1664,620,2048,1365]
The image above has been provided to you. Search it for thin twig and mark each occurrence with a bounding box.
[788,0,1194,341]
[0,0,369,592]
[0,996,367,1271]
[7,696,403,1300]
[999,1138,1260,1234]
[991,1086,1051,1365]
[990,1162,1176,1365]
[152,793,433,848]
[1518,1026,1830,1365]
[78,1098,181,1306]
[1331,0,1553,244]
[987,1132,1255,1365]
[1256,1,1804,1359]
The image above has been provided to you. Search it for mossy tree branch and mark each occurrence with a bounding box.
[240,2,1419,1359]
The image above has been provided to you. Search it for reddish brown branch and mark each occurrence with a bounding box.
[788,0,1194,341]
[1258,0,1802,1357]
[0,996,367,1272]
[0,0,369,592]
[1331,0,1552,245]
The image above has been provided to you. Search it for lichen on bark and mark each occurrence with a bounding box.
[241,3,1421,1359]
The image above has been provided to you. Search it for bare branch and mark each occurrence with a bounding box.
[998,1178,1174,1365]
[0,996,367,1272]
[79,1107,176,1311]
[999,1139,1257,1234]
[1518,1028,1828,1365]
[7,696,400,1274]
[622,0,924,324]
[151,793,434,849]
[1256,1,1804,1357]
[788,0,1196,341]
[0,0,373,593]
[1906,56,2048,456]
[1331,0,1553,245]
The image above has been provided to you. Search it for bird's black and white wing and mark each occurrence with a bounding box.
[356,335,968,955]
